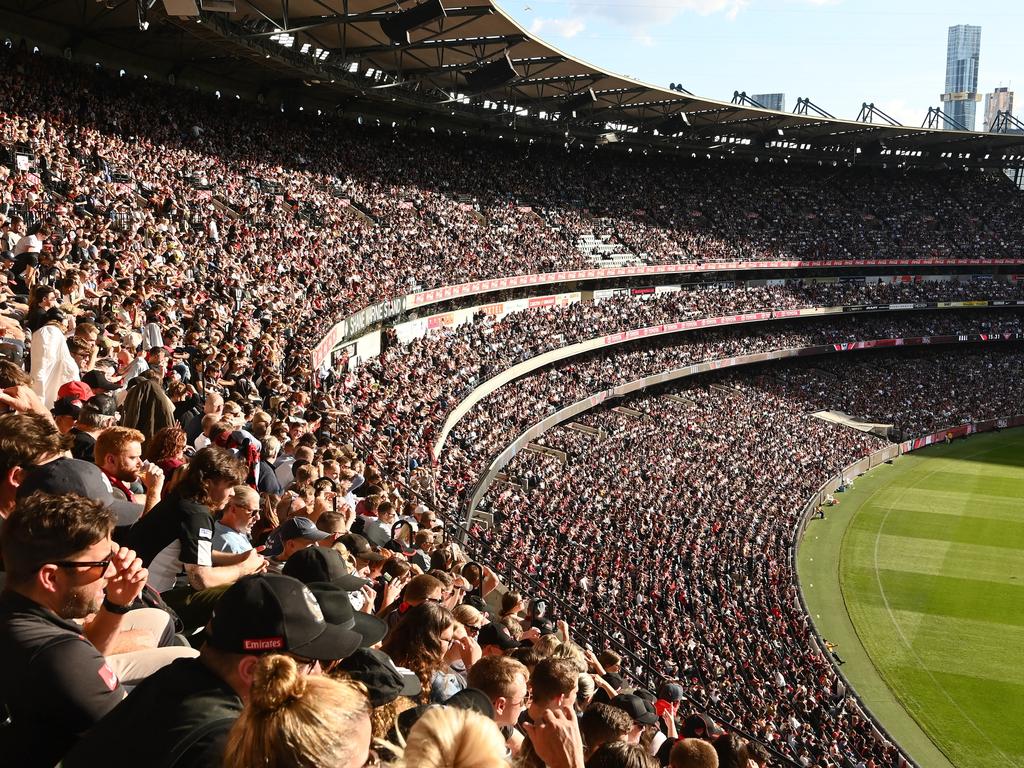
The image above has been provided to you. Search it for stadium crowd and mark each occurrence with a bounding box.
[1,44,1022,768]
[481,347,1023,767]
[441,311,1024,503]
[341,278,1024,494]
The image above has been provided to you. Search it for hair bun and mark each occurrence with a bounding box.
[250,654,308,712]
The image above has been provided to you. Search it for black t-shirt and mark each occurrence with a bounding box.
[126,496,215,593]
[11,252,38,295]
[63,657,242,768]
[12,251,38,278]
[0,591,126,767]
[69,427,98,462]
[656,736,677,766]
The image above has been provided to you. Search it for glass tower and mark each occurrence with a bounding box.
[751,93,785,112]
[940,25,981,131]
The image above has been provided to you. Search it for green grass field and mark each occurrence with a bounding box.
[798,430,1024,768]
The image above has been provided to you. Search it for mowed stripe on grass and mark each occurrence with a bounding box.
[840,432,1024,768]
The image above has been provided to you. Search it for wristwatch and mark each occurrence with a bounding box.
[102,597,132,615]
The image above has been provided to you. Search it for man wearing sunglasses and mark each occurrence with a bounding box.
[212,486,260,554]
[0,491,149,767]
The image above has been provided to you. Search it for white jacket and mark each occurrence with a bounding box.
[30,324,80,408]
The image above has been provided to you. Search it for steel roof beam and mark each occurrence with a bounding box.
[349,33,525,55]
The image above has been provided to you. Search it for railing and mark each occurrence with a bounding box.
[435,301,1024,458]
[402,257,1024,312]
[465,332,1024,517]
[310,258,1024,367]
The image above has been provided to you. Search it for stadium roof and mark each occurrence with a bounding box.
[4,0,1024,168]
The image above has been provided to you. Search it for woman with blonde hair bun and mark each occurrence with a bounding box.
[396,707,507,768]
[223,654,374,768]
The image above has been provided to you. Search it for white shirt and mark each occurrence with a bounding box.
[147,541,184,593]
[13,233,42,256]
[30,325,79,409]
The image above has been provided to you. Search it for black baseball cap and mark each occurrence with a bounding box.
[80,393,119,418]
[282,546,370,592]
[478,622,521,651]
[51,397,82,419]
[657,682,686,703]
[307,582,388,648]
[397,687,495,739]
[337,648,421,707]
[682,712,725,739]
[262,517,331,558]
[610,693,659,725]
[340,532,386,562]
[17,458,143,526]
[206,574,361,661]
[82,369,121,392]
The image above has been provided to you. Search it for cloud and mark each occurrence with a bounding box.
[569,0,751,26]
[529,17,586,38]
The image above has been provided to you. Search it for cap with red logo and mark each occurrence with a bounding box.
[206,574,361,661]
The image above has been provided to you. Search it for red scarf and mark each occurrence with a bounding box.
[104,471,135,502]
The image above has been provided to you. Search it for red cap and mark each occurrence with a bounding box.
[58,381,95,402]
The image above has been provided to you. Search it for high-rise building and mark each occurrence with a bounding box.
[940,24,981,130]
[751,93,785,112]
[983,87,1013,131]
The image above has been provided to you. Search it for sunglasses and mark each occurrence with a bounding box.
[509,691,532,708]
[50,557,113,572]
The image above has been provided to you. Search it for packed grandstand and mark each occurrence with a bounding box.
[1,14,1023,768]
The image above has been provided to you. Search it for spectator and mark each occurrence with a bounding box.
[0,492,148,766]
[94,426,164,512]
[478,620,522,657]
[30,306,78,409]
[68,393,119,463]
[126,446,264,629]
[384,572,445,627]
[669,739,719,768]
[588,741,659,768]
[609,694,659,745]
[144,424,189,476]
[381,601,460,703]
[223,654,373,768]
[521,658,580,731]
[395,707,508,768]
[262,516,331,574]
[63,573,365,768]
[334,647,422,738]
[0,412,68,522]
[467,654,532,751]
[212,485,260,553]
[580,703,634,761]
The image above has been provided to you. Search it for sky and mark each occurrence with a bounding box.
[495,0,1024,130]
